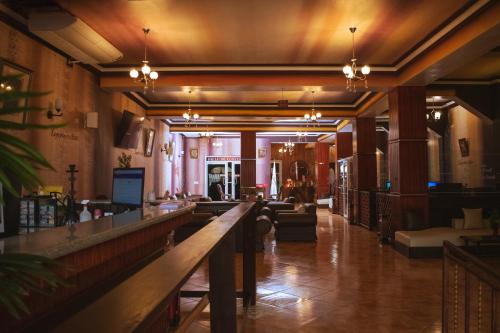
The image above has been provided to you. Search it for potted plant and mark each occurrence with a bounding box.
[0,74,68,318]
[489,209,499,236]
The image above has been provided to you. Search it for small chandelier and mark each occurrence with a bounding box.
[200,128,214,137]
[212,137,223,148]
[342,27,370,91]
[296,131,307,143]
[129,28,159,91]
[182,90,199,126]
[427,97,442,121]
[303,90,322,124]
[279,138,295,156]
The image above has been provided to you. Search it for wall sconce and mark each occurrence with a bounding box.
[160,140,175,162]
[47,98,63,119]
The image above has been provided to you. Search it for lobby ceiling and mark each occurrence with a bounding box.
[3,0,500,131]
[56,0,469,67]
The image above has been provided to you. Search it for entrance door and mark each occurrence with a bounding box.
[206,159,241,200]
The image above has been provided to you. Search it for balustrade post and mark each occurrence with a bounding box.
[209,232,236,333]
[243,206,257,306]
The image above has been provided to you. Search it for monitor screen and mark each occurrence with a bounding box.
[428,181,439,189]
[112,168,145,207]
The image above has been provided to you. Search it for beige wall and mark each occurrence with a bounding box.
[427,129,441,182]
[0,20,168,200]
[448,105,484,188]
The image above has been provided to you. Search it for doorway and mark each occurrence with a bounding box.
[205,157,241,200]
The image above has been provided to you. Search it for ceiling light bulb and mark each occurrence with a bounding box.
[129,69,139,78]
[304,113,310,119]
[149,71,159,80]
[316,112,322,119]
[426,113,430,120]
[434,110,442,120]
[141,64,151,75]
[193,113,200,120]
[348,72,355,79]
[311,115,317,121]
[5,85,12,91]
[361,65,370,75]
[343,65,352,75]
[182,112,190,120]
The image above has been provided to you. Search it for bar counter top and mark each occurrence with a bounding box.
[2,201,196,259]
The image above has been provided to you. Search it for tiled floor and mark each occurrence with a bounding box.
[180,209,442,332]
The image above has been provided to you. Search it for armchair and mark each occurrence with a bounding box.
[274,204,317,241]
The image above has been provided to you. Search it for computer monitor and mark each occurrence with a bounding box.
[112,168,145,208]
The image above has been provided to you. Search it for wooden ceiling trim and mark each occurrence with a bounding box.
[146,108,354,118]
[169,125,336,133]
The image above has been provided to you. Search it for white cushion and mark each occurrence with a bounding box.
[395,227,492,247]
[463,208,483,229]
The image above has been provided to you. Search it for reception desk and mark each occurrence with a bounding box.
[0,201,196,332]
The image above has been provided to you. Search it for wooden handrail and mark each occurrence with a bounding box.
[442,241,500,333]
[53,202,256,333]
[443,241,500,289]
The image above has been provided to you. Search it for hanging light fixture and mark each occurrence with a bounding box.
[303,90,322,125]
[296,130,307,143]
[200,127,214,138]
[342,27,370,91]
[182,90,199,126]
[129,28,159,91]
[427,97,442,121]
[212,136,223,148]
[279,137,295,156]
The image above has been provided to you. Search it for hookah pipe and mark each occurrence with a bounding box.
[63,164,79,224]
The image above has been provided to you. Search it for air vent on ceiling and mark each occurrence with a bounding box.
[28,11,123,64]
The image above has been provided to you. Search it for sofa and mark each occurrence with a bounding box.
[395,218,493,258]
[175,203,273,251]
[274,204,317,241]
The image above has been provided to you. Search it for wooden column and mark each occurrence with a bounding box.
[209,233,236,333]
[352,118,377,227]
[315,142,330,199]
[240,131,256,197]
[334,132,352,215]
[388,86,429,232]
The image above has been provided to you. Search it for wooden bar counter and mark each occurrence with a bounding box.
[0,201,196,332]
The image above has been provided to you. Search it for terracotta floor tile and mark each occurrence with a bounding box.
[178,209,442,332]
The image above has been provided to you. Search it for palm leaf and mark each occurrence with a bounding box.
[0,76,69,319]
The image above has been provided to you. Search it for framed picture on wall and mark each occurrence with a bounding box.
[190,148,199,159]
[458,138,469,157]
[144,128,156,157]
[0,58,32,124]
[258,148,267,158]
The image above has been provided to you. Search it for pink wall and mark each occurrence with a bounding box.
[182,136,271,197]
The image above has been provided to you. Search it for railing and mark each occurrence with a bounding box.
[53,202,257,333]
[443,241,500,332]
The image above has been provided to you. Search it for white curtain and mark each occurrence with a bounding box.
[270,161,278,197]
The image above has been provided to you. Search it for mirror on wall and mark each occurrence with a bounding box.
[289,160,309,181]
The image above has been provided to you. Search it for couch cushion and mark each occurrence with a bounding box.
[463,208,483,229]
[395,227,491,247]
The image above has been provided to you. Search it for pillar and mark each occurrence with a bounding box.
[352,117,377,227]
[240,131,256,198]
[334,132,353,217]
[388,86,429,231]
[315,142,329,199]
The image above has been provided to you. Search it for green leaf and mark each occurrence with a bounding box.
[0,132,54,169]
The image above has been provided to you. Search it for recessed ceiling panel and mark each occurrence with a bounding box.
[141,88,364,104]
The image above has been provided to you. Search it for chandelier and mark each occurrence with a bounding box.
[129,28,159,91]
[200,128,214,137]
[212,137,223,148]
[303,90,322,124]
[342,27,370,91]
[182,90,199,126]
[279,138,295,155]
[296,131,307,142]
[427,97,442,121]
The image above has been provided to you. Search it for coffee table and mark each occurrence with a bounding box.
[461,235,500,256]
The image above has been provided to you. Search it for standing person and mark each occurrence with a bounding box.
[216,181,225,201]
